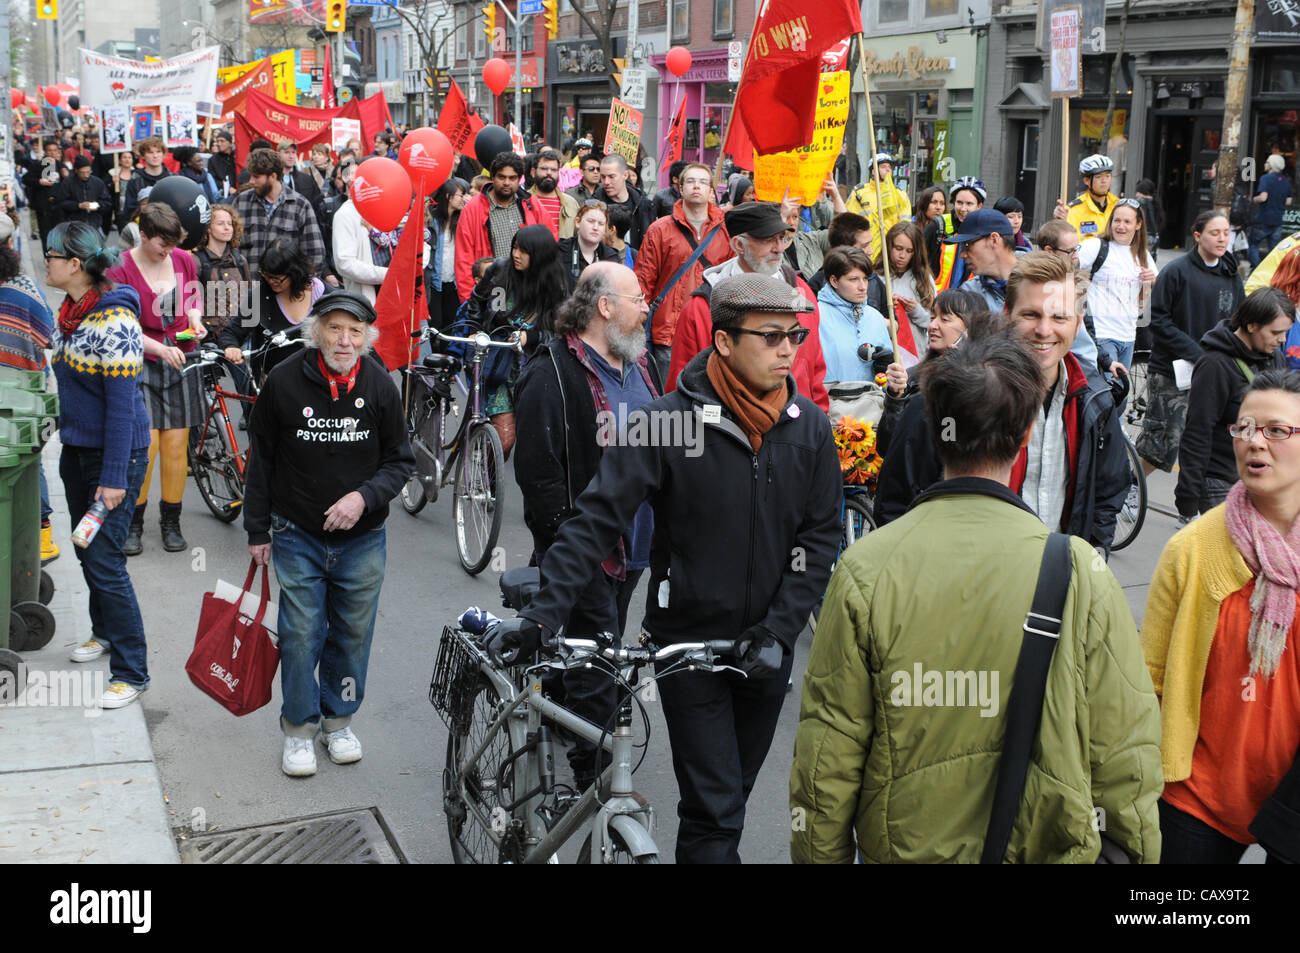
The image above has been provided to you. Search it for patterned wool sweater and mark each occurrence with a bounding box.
[0,275,53,372]
[51,285,152,489]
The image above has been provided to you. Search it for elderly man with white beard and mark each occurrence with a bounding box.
[513,262,662,793]
[243,291,414,777]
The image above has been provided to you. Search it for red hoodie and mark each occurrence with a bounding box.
[453,188,545,302]
[667,265,830,413]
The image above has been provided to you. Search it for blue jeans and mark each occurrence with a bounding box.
[59,445,150,689]
[270,512,387,736]
[1097,338,1135,370]
[40,459,51,522]
[1247,224,1287,268]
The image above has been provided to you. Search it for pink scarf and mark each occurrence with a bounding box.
[1224,481,1300,677]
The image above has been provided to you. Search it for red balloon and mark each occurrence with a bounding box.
[399,127,455,196]
[349,157,414,232]
[483,58,512,97]
[9,89,22,110]
[43,87,61,107]
[666,46,692,77]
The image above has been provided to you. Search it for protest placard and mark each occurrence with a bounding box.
[752,71,850,204]
[604,98,643,165]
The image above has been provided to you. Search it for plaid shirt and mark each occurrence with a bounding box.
[233,186,326,277]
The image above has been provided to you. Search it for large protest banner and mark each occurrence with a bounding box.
[78,46,221,108]
[604,98,643,164]
[217,51,295,108]
[235,89,393,167]
[752,71,850,204]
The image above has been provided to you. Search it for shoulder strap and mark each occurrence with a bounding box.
[981,533,1072,864]
[1090,238,1110,280]
[647,222,725,319]
[1234,357,1255,383]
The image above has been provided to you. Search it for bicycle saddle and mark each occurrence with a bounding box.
[499,567,541,610]
[423,353,462,372]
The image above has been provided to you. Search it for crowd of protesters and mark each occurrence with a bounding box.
[9,111,1300,866]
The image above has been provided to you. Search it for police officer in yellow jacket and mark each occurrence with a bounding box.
[847,153,912,237]
[1054,154,1119,240]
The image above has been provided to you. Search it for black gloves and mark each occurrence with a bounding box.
[735,626,784,679]
[483,617,555,666]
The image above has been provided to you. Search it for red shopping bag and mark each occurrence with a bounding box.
[185,559,280,716]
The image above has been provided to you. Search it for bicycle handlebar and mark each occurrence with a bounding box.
[553,636,737,666]
[182,332,304,374]
[412,325,525,354]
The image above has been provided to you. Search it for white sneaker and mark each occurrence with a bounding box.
[99,682,141,709]
[320,726,363,765]
[70,639,106,662]
[282,736,317,777]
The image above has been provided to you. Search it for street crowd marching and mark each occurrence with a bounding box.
[5,26,1300,868]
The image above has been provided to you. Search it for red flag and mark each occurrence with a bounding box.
[893,300,920,369]
[321,45,337,109]
[662,97,687,167]
[721,106,756,172]
[373,216,426,371]
[731,0,862,154]
[437,80,485,153]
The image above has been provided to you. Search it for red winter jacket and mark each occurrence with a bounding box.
[635,200,733,347]
[667,263,830,413]
[453,188,545,302]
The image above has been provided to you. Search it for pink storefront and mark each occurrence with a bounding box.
[650,47,737,187]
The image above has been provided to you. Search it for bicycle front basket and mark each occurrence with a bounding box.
[429,625,485,734]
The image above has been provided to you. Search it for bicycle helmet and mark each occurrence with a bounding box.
[949,175,987,202]
[1079,153,1115,176]
[870,152,894,169]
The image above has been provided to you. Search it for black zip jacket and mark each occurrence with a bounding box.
[122,168,172,227]
[55,174,111,224]
[1148,249,1245,379]
[592,183,655,250]
[514,335,663,552]
[1174,321,1283,516]
[519,347,841,650]
[243,347,414,544]
[874,355,1131,555]
[208,152,237,196]
[556,237,620,290]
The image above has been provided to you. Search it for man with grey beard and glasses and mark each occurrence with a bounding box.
[513,262,662,793]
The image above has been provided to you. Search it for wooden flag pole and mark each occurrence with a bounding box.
[855,32,898,360]
[1060,98,1070,207]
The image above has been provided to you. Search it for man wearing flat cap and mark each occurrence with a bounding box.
[243,291,415,777]
[667,201,830,412]
[486,271,842,863]
[56,155,111,226]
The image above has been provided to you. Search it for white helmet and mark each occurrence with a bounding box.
[870,152,893,169]
[1079,154,1115,176]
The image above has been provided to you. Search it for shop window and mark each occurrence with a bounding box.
[713,0,733,38]
[474,6,486,58]
[1262,55,1300,93]
[456,5,467,62]
[880,0,909,23]
[672,0,689,40]
[925,0,957,16]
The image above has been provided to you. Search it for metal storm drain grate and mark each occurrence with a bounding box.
[177,808,408,864]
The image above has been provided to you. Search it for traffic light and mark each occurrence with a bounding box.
[36,0,57,19]
[325,0,345,33]
[543,0,558,40]
[483,4,495,47]
[611,57,625,88]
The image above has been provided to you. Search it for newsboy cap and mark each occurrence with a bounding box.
[711,272,813,331]
[724,201,793,240]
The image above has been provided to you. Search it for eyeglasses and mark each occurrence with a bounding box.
[729,327,810,347]
[43,252,70,261]
[1229,421,1300,441]
[605,292,646,305]
[260,272,287,283]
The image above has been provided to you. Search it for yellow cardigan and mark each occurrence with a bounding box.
[1141,505,1253,782]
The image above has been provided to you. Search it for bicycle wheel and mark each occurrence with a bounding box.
[1110,437,1147,552]
[453,422,504,575]
[841,493,876,550]
[188,414,243,523]
[577,826,660,865]
[444,677,513,864]
[1122,358,1149,445]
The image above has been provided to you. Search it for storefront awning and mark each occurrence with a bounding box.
[998,82,1050,112]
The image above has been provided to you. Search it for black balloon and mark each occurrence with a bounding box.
[57,111,74,129]
[68,95,80,111]
[146,175,211,250]
[474,125,514,172]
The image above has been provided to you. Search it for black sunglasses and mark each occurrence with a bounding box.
[43,252,71,261]
[729,326,810,347]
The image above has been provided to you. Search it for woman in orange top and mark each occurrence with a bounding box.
[1143,369,1300,863]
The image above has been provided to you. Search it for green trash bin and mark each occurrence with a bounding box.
[0,396,57,653]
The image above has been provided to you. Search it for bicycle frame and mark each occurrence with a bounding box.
[453,653,657,864]
[194,372,255,477]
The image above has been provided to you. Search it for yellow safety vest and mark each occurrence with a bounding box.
[935,213,959,292]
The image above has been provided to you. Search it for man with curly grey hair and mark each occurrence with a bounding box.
[243,290,414,777]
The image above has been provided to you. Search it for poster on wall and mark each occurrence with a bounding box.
[752,71,851,204]
[165,103,197,148]
[100,105,131,153]
[1049,6,1082,98]
[1255,0,1300,40]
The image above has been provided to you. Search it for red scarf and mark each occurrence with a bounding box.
[58,286,103,338]
[317,352,359,400]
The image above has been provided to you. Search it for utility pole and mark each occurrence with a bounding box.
[1214,0,1254,212]
[0,1,12,177]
